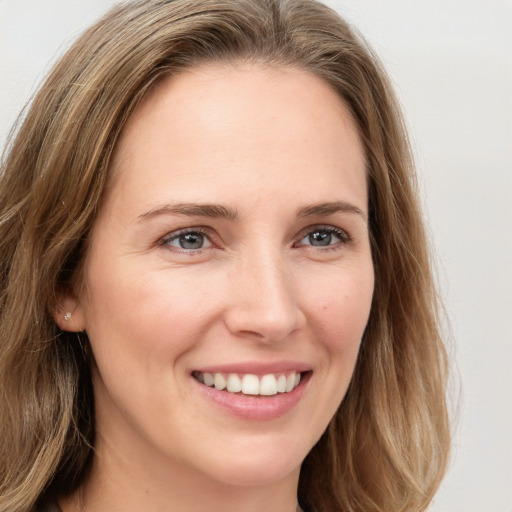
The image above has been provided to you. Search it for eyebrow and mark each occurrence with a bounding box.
[137,200,366,223]
[137,203,238,222]
[297,201,367,223]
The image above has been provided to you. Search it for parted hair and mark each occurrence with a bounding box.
[0,1,450,511]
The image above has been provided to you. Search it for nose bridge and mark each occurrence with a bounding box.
[225,243,305,341]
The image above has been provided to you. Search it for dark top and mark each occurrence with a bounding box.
[36,500,309,511]
[35,503,62,512]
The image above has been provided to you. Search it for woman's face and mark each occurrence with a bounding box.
[67,64,374,488]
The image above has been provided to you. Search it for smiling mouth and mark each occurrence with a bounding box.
[192,371,308,396]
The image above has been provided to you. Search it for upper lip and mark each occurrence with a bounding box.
[193,360,312,376]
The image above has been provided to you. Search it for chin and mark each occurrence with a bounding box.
[191,436,309,488]
[208,459,301,488]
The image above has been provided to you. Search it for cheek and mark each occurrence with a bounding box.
[297,265,374,436]
[79,268,209,428]
[307,264,374,351]
[81,263,222,371]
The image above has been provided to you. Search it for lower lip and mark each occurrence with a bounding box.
[194,372,311,421]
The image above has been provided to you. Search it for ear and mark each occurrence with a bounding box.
[53,292,86,332]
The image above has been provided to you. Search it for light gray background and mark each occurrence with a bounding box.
[1,1,511,511]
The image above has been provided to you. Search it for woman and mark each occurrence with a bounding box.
[0,1,450,511]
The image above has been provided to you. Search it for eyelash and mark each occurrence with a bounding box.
[159,225,351,254]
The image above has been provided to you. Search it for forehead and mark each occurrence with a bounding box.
[106,63,367,216]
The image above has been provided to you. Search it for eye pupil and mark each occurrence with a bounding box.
[179,233,204,249]
[309,231,332,246]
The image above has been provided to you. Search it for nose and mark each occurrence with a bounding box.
[223,251,306,343]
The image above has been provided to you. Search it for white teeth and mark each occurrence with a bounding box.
[260,374,277,395]
[285,373,295,392]
[276,374,287,393]
[226,373,242,393]
[196,371,304,396]
[241,374,260,395]
[214,373,226,390]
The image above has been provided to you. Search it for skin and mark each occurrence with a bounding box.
[57,63,374,512]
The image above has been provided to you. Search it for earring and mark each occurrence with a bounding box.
[64,312,72,321]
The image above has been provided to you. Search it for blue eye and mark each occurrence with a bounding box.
[299,227,348,247]
[164,230,212,251]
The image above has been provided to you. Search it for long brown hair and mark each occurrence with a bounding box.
[0,1,450,510]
